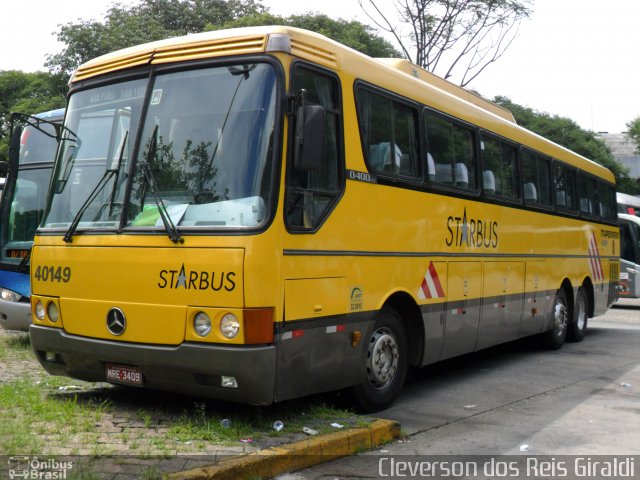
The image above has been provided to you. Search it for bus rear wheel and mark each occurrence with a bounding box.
[541,288,569,350]
[567,287,588,342]
[352,307,408,412]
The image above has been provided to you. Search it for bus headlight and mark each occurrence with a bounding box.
[0,288,22,303]
[35,300,46,321]
[220,313,240,339]
[47,302,59,323]
[194,312,212,337]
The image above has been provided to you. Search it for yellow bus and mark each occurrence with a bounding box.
[28,26,619,411]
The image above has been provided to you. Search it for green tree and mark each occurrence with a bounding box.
[494,96,639,194]
[46,0,267,77]
[0,70,67,159]
[46,0,400,78]
[626,116,640,154]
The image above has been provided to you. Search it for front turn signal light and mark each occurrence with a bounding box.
[244,308,274,344]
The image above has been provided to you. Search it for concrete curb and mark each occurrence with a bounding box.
[169,419,401,479]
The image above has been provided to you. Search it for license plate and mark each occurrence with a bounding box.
[105,363,143,386]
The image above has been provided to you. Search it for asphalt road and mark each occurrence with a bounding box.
[283,298,640,479]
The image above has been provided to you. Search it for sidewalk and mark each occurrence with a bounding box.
[169,419,400,479]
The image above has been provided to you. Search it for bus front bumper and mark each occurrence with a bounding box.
[29,324,277,405]
[0,300,31,332]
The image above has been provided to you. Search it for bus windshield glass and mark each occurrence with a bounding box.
[2,170,54,265]
[0,120,58,266]
[43,63,277,232]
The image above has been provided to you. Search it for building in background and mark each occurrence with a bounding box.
[597,132,640,180]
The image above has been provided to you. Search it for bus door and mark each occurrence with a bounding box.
[441,261,481,359]
[278,63,351,401]
[477,261,524,349]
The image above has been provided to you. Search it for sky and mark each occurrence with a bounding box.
[2,0,639,133]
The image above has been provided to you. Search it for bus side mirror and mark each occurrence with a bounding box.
[0,160,8,177]
[293,100,325,171]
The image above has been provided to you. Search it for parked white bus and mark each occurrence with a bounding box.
[617,192,640,216]
[619,213,640,298]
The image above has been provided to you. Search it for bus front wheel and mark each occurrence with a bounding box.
[352,307,408,412]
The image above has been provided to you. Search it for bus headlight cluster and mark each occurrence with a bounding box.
[192,311,241,340]
[47,302,60,322]
[0,288,22,303]
[35,299,59,323]
[35,301,46,321]
[220,313,240,339]
[194,312,212,337]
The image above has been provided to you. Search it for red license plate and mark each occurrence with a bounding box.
[105,363,143,386]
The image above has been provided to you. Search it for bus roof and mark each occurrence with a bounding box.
[618,192,640,207]
[374,58,517,124]
[71,25,615,184]
[619,213,640,225]
[34,108,65,120]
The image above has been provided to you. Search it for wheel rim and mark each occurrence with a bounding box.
[576,294,587,330]
[366,327,399,389]
[553,297,568,338]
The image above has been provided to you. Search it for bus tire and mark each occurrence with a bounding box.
[567,287,588,342]
[352,307,408,412]
[541,288,569,350]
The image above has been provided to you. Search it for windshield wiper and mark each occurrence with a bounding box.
[141,125,183,244]
[18,249,31,272]
[207,66,254,169]
[108,131,128,217]
[62,131,128,243]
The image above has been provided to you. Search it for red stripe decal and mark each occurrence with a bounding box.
[428,262,445,298]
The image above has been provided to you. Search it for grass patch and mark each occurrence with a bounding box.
[0,330,373,458]
[0,373,369,456]
[168,399,368,446]
[0,379,107,454]
[0,331,32,361]
[0,331,113,454]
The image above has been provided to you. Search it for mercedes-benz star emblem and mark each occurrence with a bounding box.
[106,307,126,336]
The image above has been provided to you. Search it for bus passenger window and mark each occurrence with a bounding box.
[480,134,518,199]
[537,156,552,206]
[522,149,552,207]
[424,111,476,190]
[356,88,419,179]
[555,163,577,212]
[598,182,616,221]
[578,174,595,216]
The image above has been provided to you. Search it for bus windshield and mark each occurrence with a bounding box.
[1,169,54,264]
[0,119,59,267]
[43,63,277,233]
